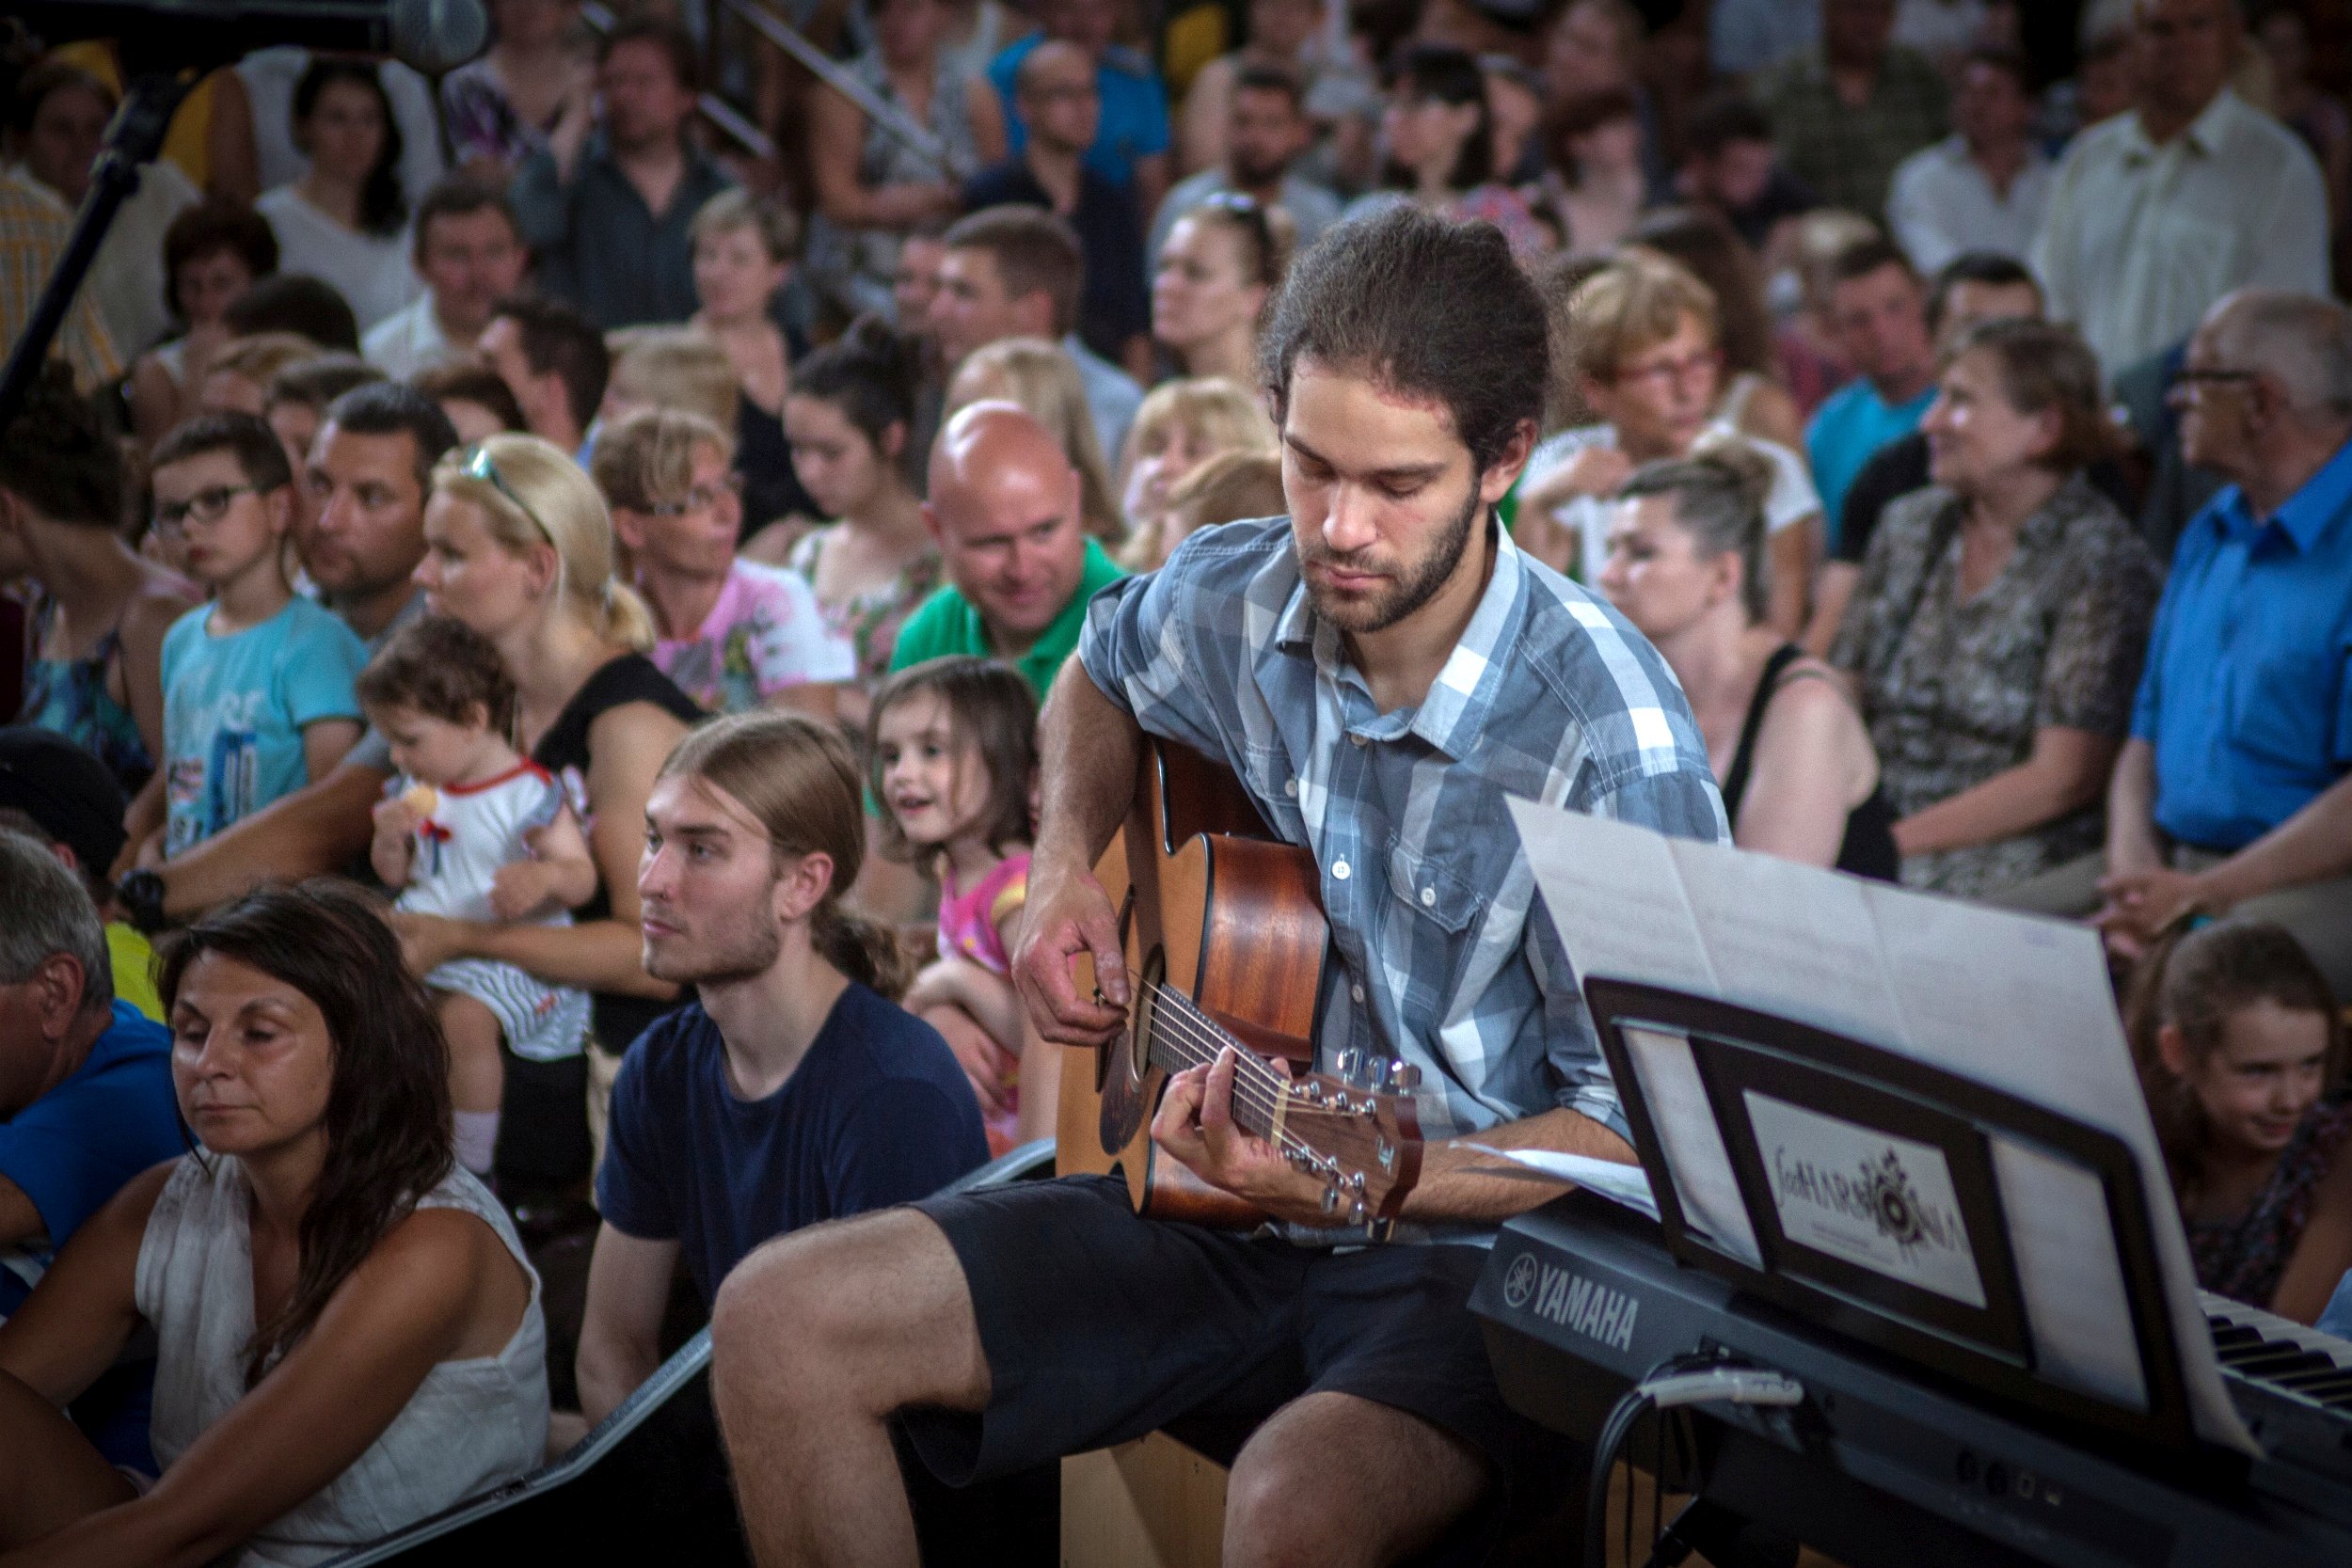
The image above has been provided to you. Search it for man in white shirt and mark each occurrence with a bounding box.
[2030,0,2328,377]
[1887,46,2050,275]
[363,180,531,380]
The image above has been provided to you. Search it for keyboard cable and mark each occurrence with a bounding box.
[1582,1354,1808,1568]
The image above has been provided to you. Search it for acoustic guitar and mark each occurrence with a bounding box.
[1062,737,1424,1234]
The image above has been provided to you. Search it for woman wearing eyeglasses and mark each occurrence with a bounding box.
[396,435,701,1200]
[591,409,855,721]
[1151,196,1289,386]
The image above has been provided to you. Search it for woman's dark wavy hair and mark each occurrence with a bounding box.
[791,313,919,452]
[158,879,453,1385]
[1261,202,1548,477]
[1382,42,1493,194]
[293,60,408,237]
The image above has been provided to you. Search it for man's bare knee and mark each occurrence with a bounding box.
[1225,1394,1486,1568]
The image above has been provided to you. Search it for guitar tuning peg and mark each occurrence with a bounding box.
[1335,1046,1364,1082]
[1386,1059,1422,1091]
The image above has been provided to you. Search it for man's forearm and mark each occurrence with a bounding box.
[1033,660,1143,879]
[2105,738,2162,874]
[1398,1107,1636,1227]
[161,762,386,919]
[576,1328,662,1426]
[2201,773,2352,911]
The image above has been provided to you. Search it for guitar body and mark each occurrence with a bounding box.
[1077,742,1421,1231]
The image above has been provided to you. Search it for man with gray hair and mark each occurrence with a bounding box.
[2002,289,2352,997]
[0,831,181,1317]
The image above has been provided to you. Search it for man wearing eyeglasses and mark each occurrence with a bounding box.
[2002,289,2352,1003]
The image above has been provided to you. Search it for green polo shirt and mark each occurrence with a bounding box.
[888,538,1128,700]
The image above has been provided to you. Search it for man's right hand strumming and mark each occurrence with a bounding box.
[1012,863,1129,1048]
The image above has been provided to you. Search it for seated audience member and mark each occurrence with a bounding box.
[1999,292,2352,999]
[1755,0,1948,222]
[1544,0,1671,187]
[129,200,281,447]
[1118,377,1279,564]
[143,415,368,862]
[255,61,424,333]
[411,359,531,446]
[945,339,1123,540]
[965,41,1152,379]
[477,293,611,454]
[363,178,532,380]
[1127,448,1289,571]
[2129,921,2351,1323]
[9,61,200,369]
[0,164,117,389]
[1808,238,1940,552]
[1805,251,2043,653]
[1177,0,1354,178]
[1886,47,2050,276]
[196,333,322,420]
[404,434,700,1193]
[117,387,464,927]
[1626,205,1806,452]
[1153,62,1340,266]
[802,0,1003,326]
[2033,0,2328,377]
[687,192,821,534]
[262,355,386,490]
[890,403,1125,701]
[235,47,447,211]
[598,325,738,434]
[1343,43,1544,260]
[988,0,1173,213]
[0,727,165,1021]
[1773,209,1874,419]
[1673,92,1815,255]
[510,16,735,329]
[1519,255,1823,636]
[1539,87,1651,261]
[361,616,599,1178]
[776,319,944,705]
[577,712,985,1422]
[0,880,548,1563]
[592,410,854,719]
[932,206,1142,470]
[440,0,596,187]
[220,276,363,355]
[872,657,1052,1153]
[2261,8,2352,238]
[0,368,199,795]
[1484,55,1548,188]
[0,830,181,1318]
[1153,196,1287,385]
[1598,451,1896,878]
[1831,320,2160,898]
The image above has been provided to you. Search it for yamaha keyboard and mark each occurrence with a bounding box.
[1474,1192,2352,1568]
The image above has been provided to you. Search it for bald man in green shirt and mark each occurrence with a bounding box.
[891,403,1127,699]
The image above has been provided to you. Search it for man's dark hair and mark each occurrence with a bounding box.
[322,382,463,490]
[8,60,116,138]
[151,411,294,494]
[409,360,529,436]
[943,207,1085,339]
[266,353,385,416]
[412,175,521,259]
[1926,251,2040,334]
[1232,61,1306,109]
[600,15,700,92]
[1963,43,2032,93]
[490,293,612,436]
[163,199,280,320]
[1826,235,1918,292]
[357,615,517,734]
[1259,203,1547,473]
[225,274,361,351]
[1684,91,1774,159]
[0,362,122,528]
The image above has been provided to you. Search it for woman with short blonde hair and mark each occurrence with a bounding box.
[1116,377,1277,569]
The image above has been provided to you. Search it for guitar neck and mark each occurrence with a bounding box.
[1144,986,1290,1143]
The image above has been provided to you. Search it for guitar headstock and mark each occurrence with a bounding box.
[1270,1049,1424,1234]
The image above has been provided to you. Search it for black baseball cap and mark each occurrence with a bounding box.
[0,726,130,879]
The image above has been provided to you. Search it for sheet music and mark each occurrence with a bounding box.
[1505,797,2259,1454]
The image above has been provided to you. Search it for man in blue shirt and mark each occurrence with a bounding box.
[0,830,182,1311]
[989,0,1171,218]
[1807,237,1940,548]
[2001,290,2352,999]
[573,715,985,1427]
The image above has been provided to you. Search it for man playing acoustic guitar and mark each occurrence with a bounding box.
[709,204,1729,1566]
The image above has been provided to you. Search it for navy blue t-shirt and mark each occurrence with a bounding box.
[596,984,988,1305]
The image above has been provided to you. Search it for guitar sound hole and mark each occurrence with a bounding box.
[1131,949,1166,1082]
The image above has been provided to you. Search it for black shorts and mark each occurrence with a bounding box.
[901,1174,1572,1525]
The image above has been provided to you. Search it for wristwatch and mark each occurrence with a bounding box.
[117,869,167,934]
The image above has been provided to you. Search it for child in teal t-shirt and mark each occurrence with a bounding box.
[143,416,368,858]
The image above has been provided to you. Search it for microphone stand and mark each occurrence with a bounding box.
[0,69,199,434]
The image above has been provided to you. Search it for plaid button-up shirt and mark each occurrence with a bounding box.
[1079,516,1727,1162]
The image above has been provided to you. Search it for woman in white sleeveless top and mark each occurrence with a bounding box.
[0,881,547,1566]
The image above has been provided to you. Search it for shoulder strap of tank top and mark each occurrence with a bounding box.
[1721,643,1806,819]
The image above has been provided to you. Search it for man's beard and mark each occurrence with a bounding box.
[644,902,783,989]
[1229,150,1285,188]
[1298,484,1482,635]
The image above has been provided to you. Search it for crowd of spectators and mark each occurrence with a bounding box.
[5,0,2352,1557]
